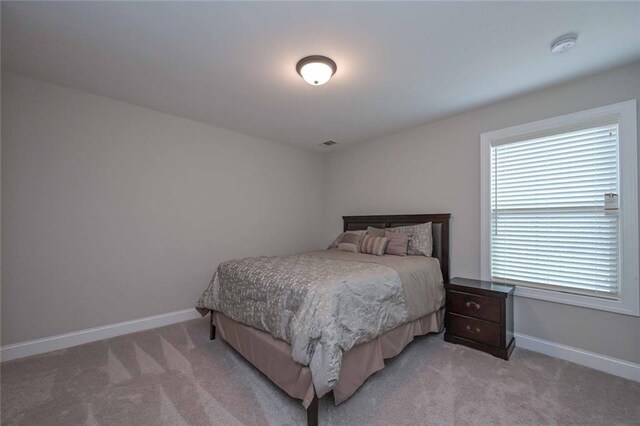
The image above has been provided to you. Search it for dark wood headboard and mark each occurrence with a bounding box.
[342,214,451,282]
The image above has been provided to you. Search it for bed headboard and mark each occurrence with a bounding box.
[342,214,451,282]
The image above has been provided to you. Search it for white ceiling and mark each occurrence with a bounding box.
[3,2,639,151]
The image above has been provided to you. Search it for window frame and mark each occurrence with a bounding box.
[480,100,639,316]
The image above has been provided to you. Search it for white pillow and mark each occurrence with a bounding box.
[328,230,365,251]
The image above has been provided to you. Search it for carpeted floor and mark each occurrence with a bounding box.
[1,317,639,426]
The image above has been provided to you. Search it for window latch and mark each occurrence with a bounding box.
[604,193,618,211]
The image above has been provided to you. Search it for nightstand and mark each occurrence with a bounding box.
[444,277,515,360]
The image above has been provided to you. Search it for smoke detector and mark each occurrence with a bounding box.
[322,140,337,146]
[551,34,578,55]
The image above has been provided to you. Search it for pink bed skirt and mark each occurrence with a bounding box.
[213,308,445,408]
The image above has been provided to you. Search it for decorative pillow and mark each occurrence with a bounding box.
[386,222,432,256]
[385,231,410,256]
[366,226,386,237]
[328,230,365,249]
[336,231,366,253]
[360,235,389,256]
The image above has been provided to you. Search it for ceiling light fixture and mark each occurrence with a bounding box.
[550,34,578,55]
[296,55,337,86]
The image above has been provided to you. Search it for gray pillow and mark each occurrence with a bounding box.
[384,231,410,256]
[366,226,386,237]
[386,222,432,256]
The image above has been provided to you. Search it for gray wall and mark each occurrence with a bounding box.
[323,61,640,364]
[3,62,640,364]
[1,73,324,345]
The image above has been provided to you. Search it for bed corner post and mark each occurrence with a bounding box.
[306,394,318,426]
[209,310,216,340]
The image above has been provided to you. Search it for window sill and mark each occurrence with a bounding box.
[514,285,639,316]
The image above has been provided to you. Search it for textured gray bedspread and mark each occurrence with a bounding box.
[196,250,444,397]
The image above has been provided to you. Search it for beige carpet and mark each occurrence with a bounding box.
[1,317,639,425]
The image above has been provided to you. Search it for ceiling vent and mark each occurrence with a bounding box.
[322,140,337,146]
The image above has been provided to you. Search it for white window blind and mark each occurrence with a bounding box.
[490,123,620,298]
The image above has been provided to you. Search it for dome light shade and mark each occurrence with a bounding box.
[296,55,337,86]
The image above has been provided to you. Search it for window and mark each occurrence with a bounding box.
[481,101,639,315]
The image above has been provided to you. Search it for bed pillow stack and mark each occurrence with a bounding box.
[328,222,433,257]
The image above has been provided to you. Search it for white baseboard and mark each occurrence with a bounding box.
[515,332,640,383]
[1,308,202,362]
[3,311,639,383]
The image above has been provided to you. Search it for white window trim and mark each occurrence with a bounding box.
[481,100,639,316]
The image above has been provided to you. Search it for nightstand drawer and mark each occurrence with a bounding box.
[447,313,501,346]
[448,291,501,323]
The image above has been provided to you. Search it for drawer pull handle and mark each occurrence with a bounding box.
[466,301,481,309]
[465,325,481,334]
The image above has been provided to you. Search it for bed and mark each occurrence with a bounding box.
[196,213,450,425]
